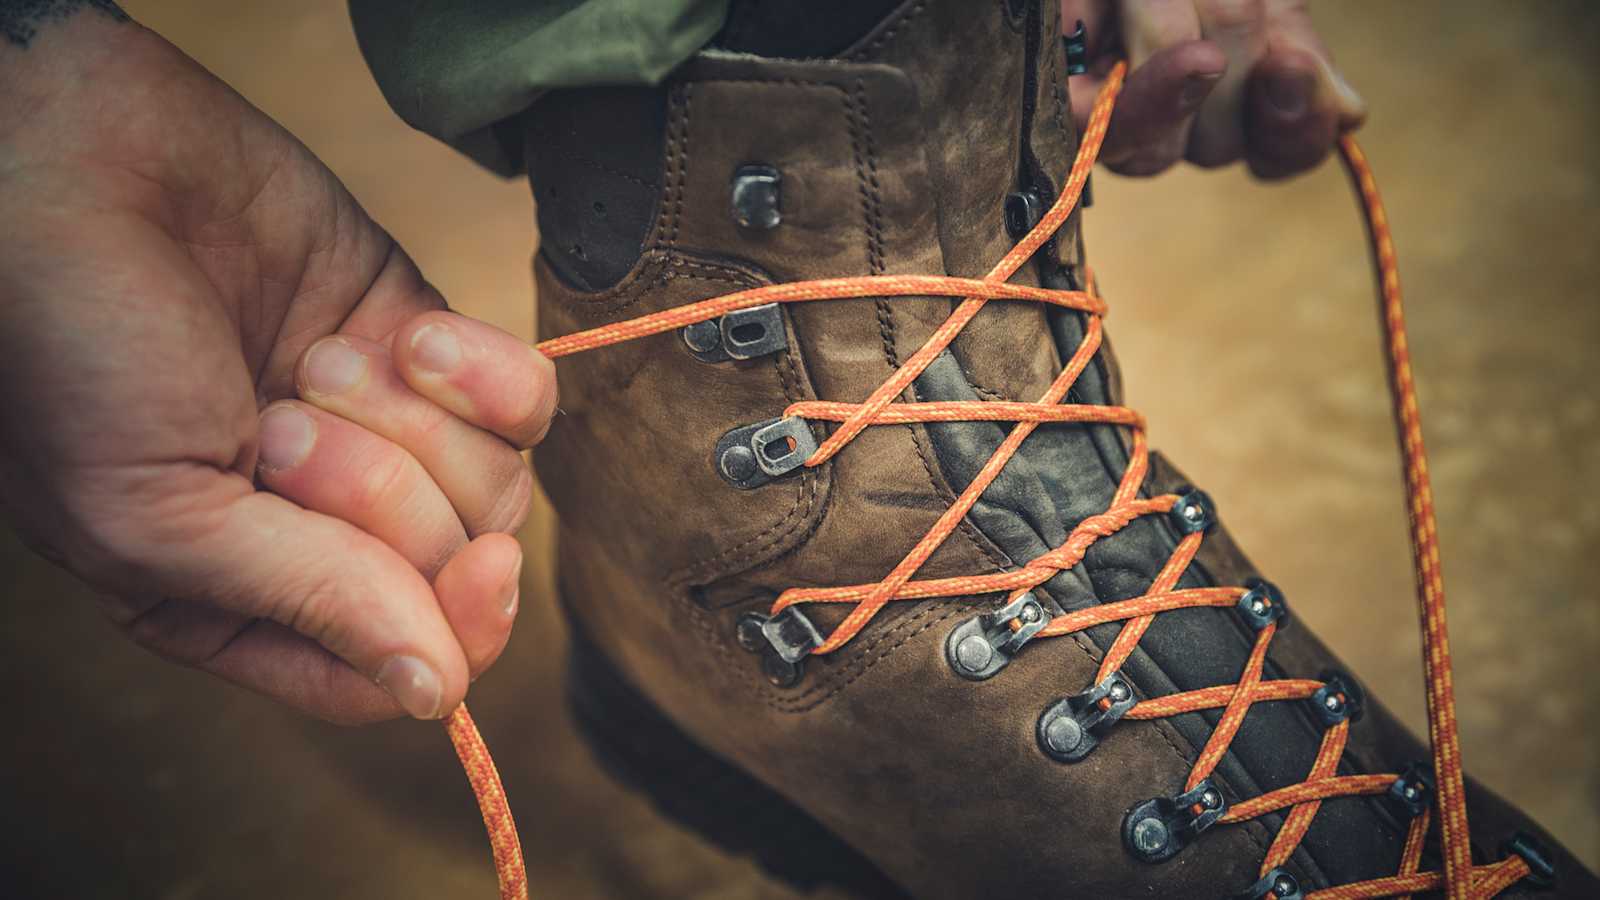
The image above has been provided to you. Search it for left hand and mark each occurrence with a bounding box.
[1061,0,1366,178]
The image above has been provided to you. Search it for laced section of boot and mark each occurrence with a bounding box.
[452,61,1542,900]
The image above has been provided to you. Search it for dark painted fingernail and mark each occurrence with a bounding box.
[1266,70,1313,118]
[1180,72,1222,110]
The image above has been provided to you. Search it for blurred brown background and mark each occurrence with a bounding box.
[2,1,1597,897]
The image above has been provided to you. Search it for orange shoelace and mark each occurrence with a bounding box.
[446,60,1535,899]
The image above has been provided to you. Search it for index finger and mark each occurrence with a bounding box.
[391,311,559,450]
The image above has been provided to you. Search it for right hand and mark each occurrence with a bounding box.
[1062,0,1367,178]
[0,9,556,723]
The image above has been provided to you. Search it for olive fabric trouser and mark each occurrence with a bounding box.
[349,0,730,173]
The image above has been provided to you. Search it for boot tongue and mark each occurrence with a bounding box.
[839,0,1123,592]
[844,0,1084,404]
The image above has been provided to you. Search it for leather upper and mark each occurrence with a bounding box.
[530,1,1595,896]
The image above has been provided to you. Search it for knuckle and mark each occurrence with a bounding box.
[314,657,388,726]
[269,555,359,654]
[474,459,534,536]
[411,400,457,445]
[350,449,415,516]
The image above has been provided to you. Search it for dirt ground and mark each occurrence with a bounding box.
[2,2,1596,897]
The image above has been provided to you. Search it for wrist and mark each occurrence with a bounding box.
[2,8,244,201]
[2,8,309,257]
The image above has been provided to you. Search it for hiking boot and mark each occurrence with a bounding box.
[523,0,1597,896]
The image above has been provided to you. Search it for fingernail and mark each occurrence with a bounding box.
[304,339,367,395]
[1320,59,1366,116]
[375,655,443,719]
[1180,72,1222,109]
[1266,70,1313,118]
[411,324,461,374]
[257,405,315,470]
[503,552,524,617]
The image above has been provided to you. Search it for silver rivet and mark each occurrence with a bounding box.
[1019,602,1041,624]
[1201,789,1220,809]
[1324,694,1343,711]
[1108,680,1132,703]
[1404,785,1419,800]
[954,634,994,673]
[719,445,760,482]
[1043,714,1083,755]
[731,165,782,230]
[1184,503,1204,522]
[735,615,766,653]
[1130,816,1170,855]
[1274,875,1297,897]
[762,655,800,688]
[1251,599,1267,615]
[682,319,722,354]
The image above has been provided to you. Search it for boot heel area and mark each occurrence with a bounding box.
[564,618,910,899]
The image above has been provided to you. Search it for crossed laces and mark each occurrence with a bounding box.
[446,59,1544,900]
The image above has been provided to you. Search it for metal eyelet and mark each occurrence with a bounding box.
[1308,671,1364,729]
[682,303,786,363]
[1501,831,1557,890]
[1236,579,1288,632]
[1062,20,1089,76]
[1037,670,1137,763]
[735,607,822,688]
[1004,189,1043,239]
[1386,762,1434,819]
[1123,778,1228,863]
[731,164,782,231]
[1168,488,1217,535]
[715,416,818,489]
[945,593,1048,681]
[1233,868,1303,900]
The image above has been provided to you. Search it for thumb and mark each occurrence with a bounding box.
[112,467,470,721]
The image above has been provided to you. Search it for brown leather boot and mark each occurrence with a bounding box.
[524,1,1597,896]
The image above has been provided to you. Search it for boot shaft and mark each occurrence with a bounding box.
[525,1,1589,895]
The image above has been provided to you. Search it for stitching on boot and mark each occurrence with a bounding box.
[667,87,690,250]
[849,73,1015,574]
[765,599,965,712]
[655,75,1010,626]
[843,0,929,61]
[1043,1,1070,143]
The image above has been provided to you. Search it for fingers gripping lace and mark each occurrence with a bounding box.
[455,62,1530,899]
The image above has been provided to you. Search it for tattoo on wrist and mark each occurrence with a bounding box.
[2,0,129,48]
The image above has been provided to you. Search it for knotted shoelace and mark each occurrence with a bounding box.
[444,60,1533,899]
